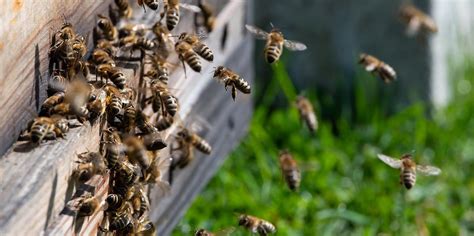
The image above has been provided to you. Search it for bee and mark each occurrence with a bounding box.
[122,36,156,52]
[123,135,152,171]
[64,80,92,119]
[87,88,107,122]
[74,151,107,182]
[151,22,174,57]
[114,162,141,194]
[136,109,159,134]
[296,95,318,133]
[358,53,397,83]
[48,70,68,94]
[129,185,149,219]
[175,40,202,75]
[138,0,160,11]
[162,0,202,31]
[114,0,133,19]
[40,91,65,116]
[155,114,174,131]
[91,48,116,67]
[96,39,118,56]
[144,156,171,193]
[195,228,235,236]
[105,193,124,212]
[144,53,172,84]
[238,214,276,236]
[123,103,137,133]
[97,64,127,89]
[141,132,167,151]
[213,66,251,101]
[245,24,307,64]
[377,153,441,190]
[132,218,156,236]
[103,84,124,116]
[399,3,438,37]
[169,132,193,183]
[278,150,301,191]
[149,80,179,116]
[96,14,118,42]
[76,193,100,217]
[194,0,215,33]
[109,213,134,233]
[105,143,123,170]
[22,116,67,144]
[178,32,214,61]
[177,127,212,155]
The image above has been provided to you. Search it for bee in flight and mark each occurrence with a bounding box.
[358,53,397,83]
[213,66,251,101]
[377,153,441,189]
[278,150,301,191]
[399,3,438,37]
[245,24,307,64]
[238,214,276,236]
[296,95,317,133]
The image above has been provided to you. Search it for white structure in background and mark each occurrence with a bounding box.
[431,0,474,106]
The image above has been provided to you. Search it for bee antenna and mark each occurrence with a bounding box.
[270,22,274,29]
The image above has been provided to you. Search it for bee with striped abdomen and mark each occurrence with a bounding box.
[162,0,201,31]
[76,192,101,217]
[95,14,118,42]
[114,0,133,19]
[138,0,160,11]
[238,214,276,236]
[194,0,215,33]
[175,40,202,75]
[74,151,107,182]
[399,3,438,37]
[213,66,251,101]
[246,24,307,64]
[21,116,68,144]
[278,150,301,191]
[358,53,397,83]
[178,32,214,62]
[296,95,318,133]
[177,127,212,155]
[377,153,441,189]
[40,91,65,116]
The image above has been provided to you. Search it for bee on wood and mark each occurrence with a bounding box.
[121,35,156,52]
[105,193,124,212]
[278,150,301,191]
[105,143,124,170]
[87,88,108,122]
[195,228,235,236]
[178,32,214,61]
[213,66,251,101]
[103,84,124,117]
[177,127,212,155]
[129,185,149,219]
[114,0,133,19]
[238,214,276,236]
[20,116,68,144]
[48,69,68,94]
[97,64,127,89]
[246,24,307,64]
[74,151,107,182]
[114,161,141,190]
[399,3,438,37]
[194,0,216,33]
[377,153,441,190]
[123,103,137,133]
[175,40,202,75]
[40,91,65,116]
[358,53,397,83]
[95,14,119,42]
[296,95,318,133]
[91,48,116,67]
[76,193,101,217]
[162,0,202,31]
[96,39,118,56]
[109,210,134,233]
[137,0,160,11]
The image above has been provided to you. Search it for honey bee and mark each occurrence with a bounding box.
[40,91,65,116]
[177,127,212,154]
[169,132,193,183]
[22,116,68,144]
[109,211,134,233]
[278,150,301,191]
[141,132,167,151]
[162,0,202,31]
[138,0,160,11]
[48,70,68,94]
[194,0,215,33]
[96,14,119,42]
[105,193,124,212]
[178,32,214,61]
[123,135,152,171]
[87,88,107,122]
[358,53,397,83]
[149,80,179,116]
[399,3,438,37]
[296,95,318,133]
[97,64,127,89]
[195,228,235,236]
[91,48,116,67]
[144,53,172,84]
[114,161,141,189]
[76,193,100,217]
[377,153,441,190]
[105,143,123,170]
[175,40,202,75]
[136,109,159,134]
[144,156,171,193]
[121,36,156,52]
[132,218,156,236]
[213,66,251,101]
[129,185,149,219]
[96,39,118,56]
[238,214,276,236]
[155,114,174,131]
[123,104,137,133]
[74,151,107,182]
[246,24,307,64]
[103,84,124,117]
[151,22,174,57]
[114,0,133,19]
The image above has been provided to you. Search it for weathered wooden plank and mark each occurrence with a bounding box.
[0,0,251,235]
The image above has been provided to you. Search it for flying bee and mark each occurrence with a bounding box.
[74,151,107,182]
[195,228,236,236]
[358,53,397,83]
[123,135,152,171]
[377,153,441,190]
[177,127,212,154]
[144,156,171,193]
[278,150,301,191]
[213,66,251,101]
[194,0,215,33]
[399,3,438,37]
[178,32,214,61]
[151,22,174,57]
[296,95,318,133]
[169,132,193,183]
[162,0,201,31]
[87,88,107,122]
[114,0,133,19]
[238,214,276,236]
[138,0,160,11]
[245,24,307,64]
[144,53,172,84]
[76,193,101,217]
[175,40,202,75]
[40,91,65,116]
[65,80,92,119]
[96,14,118,42]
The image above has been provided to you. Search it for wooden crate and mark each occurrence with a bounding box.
[0,0,254,235]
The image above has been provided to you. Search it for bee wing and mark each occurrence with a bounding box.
[416,165,441,176]
[215,227,236,236]
[180,3,202,13]
[406,18,421,36]
[283,39,307,51]
[377,154,402,169]
[245,24,269,40]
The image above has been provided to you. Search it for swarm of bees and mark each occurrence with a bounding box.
[13,0,442,234]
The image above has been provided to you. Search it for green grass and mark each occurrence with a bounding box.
[174,61,474,235]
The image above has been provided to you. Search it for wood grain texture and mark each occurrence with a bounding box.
[0,0,253,235]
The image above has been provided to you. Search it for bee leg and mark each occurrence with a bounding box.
[231,86,236,101]
[180,59,188,79]
[18,131,31,141]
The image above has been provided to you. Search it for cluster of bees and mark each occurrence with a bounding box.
[12,0,445,235]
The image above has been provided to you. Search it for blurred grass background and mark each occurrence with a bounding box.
[172,58,474,235]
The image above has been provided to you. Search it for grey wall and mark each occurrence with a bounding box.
[253,0,431,116]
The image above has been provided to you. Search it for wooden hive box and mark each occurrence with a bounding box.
[0,0,254,235]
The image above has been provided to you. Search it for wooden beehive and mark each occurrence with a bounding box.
[0,0,254,235]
